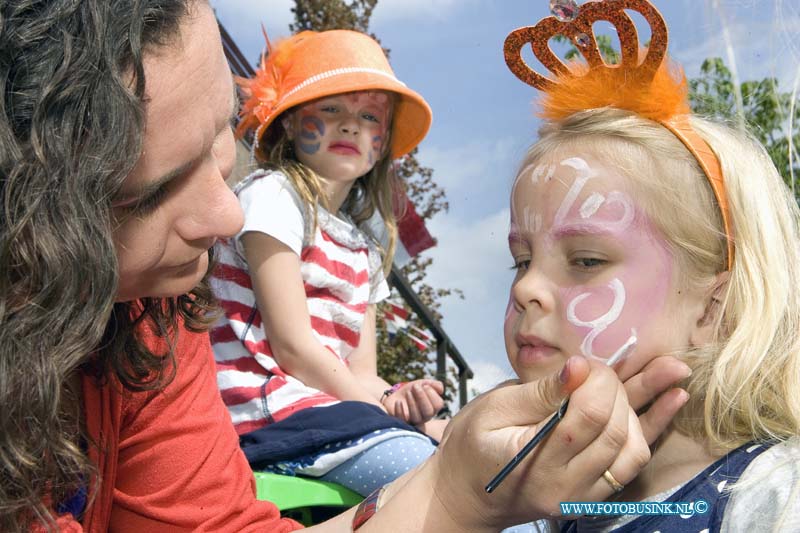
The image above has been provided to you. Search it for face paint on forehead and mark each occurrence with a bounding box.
[510,161,548,236]
[517,160,556,186]
[552,157,598,226]
[344,91,390,105]
[547,156,636,240]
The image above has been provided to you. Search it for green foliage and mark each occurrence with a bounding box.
[289,0,460,403]
[689,57,800,193]
[289,0,377,34]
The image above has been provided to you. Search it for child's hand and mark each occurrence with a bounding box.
[382,379,445,425]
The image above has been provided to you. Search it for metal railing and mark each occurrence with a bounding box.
[388,266,473,407]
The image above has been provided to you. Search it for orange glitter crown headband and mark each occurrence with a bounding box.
[503,0,734,269]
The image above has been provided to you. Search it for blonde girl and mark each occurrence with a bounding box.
[501,1,800,530]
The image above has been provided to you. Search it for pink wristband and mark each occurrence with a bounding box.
[380,382,407,402]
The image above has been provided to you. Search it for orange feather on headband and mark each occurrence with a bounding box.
[537,54,690,122]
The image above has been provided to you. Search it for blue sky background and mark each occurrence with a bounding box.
[211,0,800,399]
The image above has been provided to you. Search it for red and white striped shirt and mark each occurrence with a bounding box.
[210,170,389,435]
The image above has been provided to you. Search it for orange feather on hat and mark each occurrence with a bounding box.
[235,30,316,139]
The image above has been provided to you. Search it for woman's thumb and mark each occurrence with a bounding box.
[512,356,590,424]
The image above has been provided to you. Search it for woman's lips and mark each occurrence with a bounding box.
[328,142,361,155]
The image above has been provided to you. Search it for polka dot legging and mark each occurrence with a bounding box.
[318,435,436,496]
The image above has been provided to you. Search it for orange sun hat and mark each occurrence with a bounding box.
[237,29,432,160]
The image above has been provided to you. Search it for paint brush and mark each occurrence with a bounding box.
[485,336,638,494]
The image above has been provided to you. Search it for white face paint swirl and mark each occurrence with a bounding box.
[553,157,598,226]
[579,190,634,232]
[566,278,636,360]
[513,162,557,235]
[551,157,636,361]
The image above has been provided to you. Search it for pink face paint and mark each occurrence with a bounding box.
[565,278,634,360]
[556,216,673,361]
[507,153,675,370]
[291,91,393,181]
[344,90,391,132]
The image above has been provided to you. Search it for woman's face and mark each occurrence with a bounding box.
[284,91,392,183]
[504,150,709,383]
[112,3,243,302]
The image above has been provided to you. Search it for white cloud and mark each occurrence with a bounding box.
[672,11,800,91]
[408,137,528,393]
[467,361,517,399]
[417,206,515,383]
[420,137,521,193]
[426,207,510,303]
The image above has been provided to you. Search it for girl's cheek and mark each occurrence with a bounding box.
[558,283,636,361]
[365,134,380,166]
[297,113,325,154]
[503,295,519,349]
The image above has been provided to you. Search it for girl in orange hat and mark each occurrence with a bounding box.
[209,29,445,496]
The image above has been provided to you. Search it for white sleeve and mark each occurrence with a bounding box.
[234,171,305,256]
[721,438,800,532]
[369,269,390,304]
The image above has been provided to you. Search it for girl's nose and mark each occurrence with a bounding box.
[511,265,555,314]
[338,114,360,135]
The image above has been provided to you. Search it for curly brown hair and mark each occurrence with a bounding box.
[0,0,216,530]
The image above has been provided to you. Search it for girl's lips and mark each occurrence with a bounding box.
[516,344,559,366]
[328,142,361,155]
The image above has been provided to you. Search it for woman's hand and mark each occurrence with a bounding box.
[428,355,689,530]
[381,379,445,425]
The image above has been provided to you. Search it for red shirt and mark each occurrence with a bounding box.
[58,323,303,532]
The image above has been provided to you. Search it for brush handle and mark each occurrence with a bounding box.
[484,398,570,493]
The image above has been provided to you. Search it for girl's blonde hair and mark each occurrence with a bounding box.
[259,104,399,274]
[522,107,800,452]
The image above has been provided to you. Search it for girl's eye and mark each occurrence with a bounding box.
[510,259,531,272]
[362,112,379,123]
[571,257,606,270]
[320,105,338,113]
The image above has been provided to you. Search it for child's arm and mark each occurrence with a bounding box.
[241,231,383,408]
[348,309,445,425]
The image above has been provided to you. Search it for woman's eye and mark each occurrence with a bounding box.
[129,186,169,216]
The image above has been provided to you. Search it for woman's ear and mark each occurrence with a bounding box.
[690,271,730,347]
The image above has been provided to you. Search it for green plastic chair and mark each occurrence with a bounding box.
[253,471,363,526]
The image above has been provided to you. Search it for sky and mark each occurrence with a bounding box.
[211,0,800,400]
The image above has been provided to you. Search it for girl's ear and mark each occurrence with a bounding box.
[690,271,730,347]
[281,114,295,141]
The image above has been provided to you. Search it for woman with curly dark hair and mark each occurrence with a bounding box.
[0,0,690,531]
